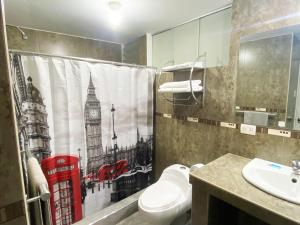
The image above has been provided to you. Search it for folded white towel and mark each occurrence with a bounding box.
[159,80,201,89]
[162,62,203,71]
[158,85,203,93]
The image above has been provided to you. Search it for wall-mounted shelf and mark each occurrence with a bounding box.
[161,62,204,73]
[157,53,207,107]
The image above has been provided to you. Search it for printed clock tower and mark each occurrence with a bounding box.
[84,75,103,174]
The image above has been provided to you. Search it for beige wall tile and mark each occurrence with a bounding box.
[155,0,300,178]
[6,25,122,62]
[0,1,28,224]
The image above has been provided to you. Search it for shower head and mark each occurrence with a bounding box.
[16,26,28,40]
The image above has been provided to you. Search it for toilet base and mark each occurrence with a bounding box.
[139,209,191,225]
[141,218,174,225]
[139,208,175,225]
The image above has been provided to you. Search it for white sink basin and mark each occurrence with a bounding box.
[242,158,300,204]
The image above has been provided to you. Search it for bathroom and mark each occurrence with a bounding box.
[1,0,300,225]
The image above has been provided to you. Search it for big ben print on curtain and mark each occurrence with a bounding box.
[10,53,155,224]
[85,75,103,174]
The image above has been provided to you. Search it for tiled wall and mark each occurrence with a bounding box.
[6,25,122,61]
[123,35,147,65]
[154,0,300,178]
[0,2,28,225]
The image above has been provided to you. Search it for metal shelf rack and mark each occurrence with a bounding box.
[157,52,207,107]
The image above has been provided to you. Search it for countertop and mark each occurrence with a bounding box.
[190,153,300,225]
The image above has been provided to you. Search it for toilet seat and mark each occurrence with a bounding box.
[140,180,181,211]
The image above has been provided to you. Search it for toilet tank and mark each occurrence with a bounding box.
[159,164,191,190]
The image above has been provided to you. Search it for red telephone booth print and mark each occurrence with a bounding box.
[41,155,83,225]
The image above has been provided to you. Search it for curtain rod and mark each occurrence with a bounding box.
[153,3,232,36]
[7,24,123,45]
[9,49,157,70]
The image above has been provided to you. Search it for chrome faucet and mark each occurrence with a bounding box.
[292,160,300,175]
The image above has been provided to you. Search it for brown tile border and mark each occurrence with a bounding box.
[155,112,300,139]
[256,127,268,134]
[291,131,300,139]
[235,106,286,114]
[0,200,25,224]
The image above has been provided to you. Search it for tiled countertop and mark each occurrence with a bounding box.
[190,153,300,225]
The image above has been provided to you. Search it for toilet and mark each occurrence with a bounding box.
[138,164,204,225]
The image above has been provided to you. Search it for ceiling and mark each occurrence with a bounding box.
[4,0,232,44]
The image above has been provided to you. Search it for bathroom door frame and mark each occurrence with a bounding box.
[0,0,29,224]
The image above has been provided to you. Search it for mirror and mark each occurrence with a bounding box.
[236,24,300,130]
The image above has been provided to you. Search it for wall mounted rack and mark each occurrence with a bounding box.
[157,52,207,107]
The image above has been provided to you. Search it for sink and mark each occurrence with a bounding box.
[242,158,300,204]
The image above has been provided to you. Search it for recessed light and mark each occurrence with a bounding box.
[108,1,122,11]
[110,12,122,28]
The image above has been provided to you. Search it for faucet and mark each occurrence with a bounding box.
[292,160,300,175]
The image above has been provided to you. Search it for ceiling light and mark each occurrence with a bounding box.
[108,1,122,11]
[110,12,122,29]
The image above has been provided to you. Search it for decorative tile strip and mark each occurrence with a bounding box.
[220,122,237,129]
[291,131,300,139]
[187,117,199,123]
[155,112,163,117]
[155,112,300,139]
[0,200,25,224]
[162,113,172,119]
[173,114,186,121]
[235,106,286,114]
[268,129,291,138]
[256,127,268,134]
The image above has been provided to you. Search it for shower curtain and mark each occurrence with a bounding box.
[11,53,155,224]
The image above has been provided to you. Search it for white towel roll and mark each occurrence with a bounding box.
[158,85,203,93]
[28,157,50,201]
[159,80,201,89]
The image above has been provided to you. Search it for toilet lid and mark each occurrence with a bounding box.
[140,180,181,210]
